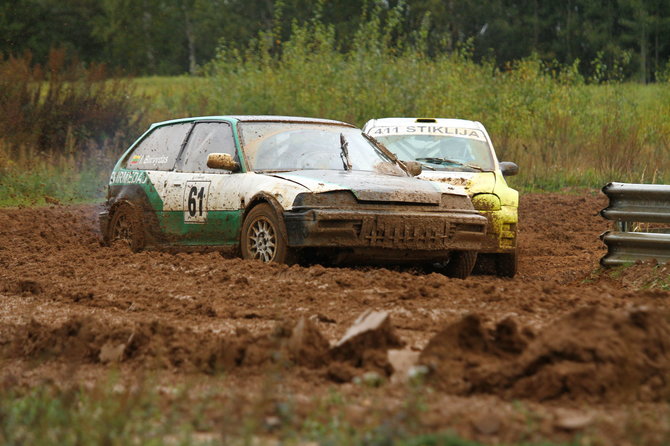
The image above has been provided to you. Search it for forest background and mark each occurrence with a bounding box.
[1,0,670,205]
[4,0,670,81]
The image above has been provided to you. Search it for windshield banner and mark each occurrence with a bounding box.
[369,125,486,141]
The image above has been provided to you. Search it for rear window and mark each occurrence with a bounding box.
[125,123,192,171]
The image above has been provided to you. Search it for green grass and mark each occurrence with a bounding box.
[154,17,670,192]
[0,158,110,207]
[0,379,576,446]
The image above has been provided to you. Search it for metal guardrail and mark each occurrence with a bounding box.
[600,182,670,266]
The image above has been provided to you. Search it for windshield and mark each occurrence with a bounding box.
[371,128,495,172]
[239,122,407,176]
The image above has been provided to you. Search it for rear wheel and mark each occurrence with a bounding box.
[445,251,477,279]
[495,252,518,278]
[240,203,292,263]
[107,203,145,252]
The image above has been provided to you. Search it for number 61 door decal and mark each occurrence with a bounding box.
[183,181,211,223]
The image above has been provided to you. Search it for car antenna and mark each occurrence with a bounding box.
[340,133,352,171]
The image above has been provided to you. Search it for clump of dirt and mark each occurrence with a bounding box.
[329,310,405,379]
[420,314,532,393]
[421,306,670,403]
[3,279,44,295]
[4,317,241,372]
[241,317,330,368]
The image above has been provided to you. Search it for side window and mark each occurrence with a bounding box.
[125,123,192,171]
[178,122,237,173]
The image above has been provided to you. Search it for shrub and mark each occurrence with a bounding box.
[189,11,670,190]
[0,48,144,162]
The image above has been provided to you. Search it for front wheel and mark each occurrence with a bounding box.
[444,251,477,279]
[495,252,518,278]
[240,203,292,264]
[107,203,145,252]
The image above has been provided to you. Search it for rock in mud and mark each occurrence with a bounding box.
[99,341,126,363]
[331,310,405,366]
[387,349,421,384]
[553,409,594,431]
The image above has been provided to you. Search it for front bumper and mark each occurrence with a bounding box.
[477,205,518,253]
[284,208,487,255]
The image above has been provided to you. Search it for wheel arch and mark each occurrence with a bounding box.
[242,193,289,243]
[106,184,162,246]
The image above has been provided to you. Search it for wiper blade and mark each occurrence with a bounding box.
[415,157,483,171]
[416,162,436,171]
[340,133,352,171]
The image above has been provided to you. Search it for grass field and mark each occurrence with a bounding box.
[2,26,670,206]
[0,375,576,446]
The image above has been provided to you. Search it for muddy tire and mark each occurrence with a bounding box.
[495,252,518,278]
[445,251,477,279]
[241,203,292,264]
[107,203,145,252]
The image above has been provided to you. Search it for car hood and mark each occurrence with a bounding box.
[269,170,463,204]
[417,171,496,194]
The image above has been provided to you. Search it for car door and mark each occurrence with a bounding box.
[160,121,245,245]
[120,122,193,231]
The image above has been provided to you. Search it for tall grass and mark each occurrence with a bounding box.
[3,15,670,205]
[0,378,564,446]
[0,50,145,205]
[171,12,670,191]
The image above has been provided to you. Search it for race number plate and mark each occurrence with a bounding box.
[183,181,211,223]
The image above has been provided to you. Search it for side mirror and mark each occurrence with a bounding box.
[403,161,423,176]
[499,161,519,177]
[207,153,240,172]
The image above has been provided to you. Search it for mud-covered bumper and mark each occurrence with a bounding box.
[477,205,517,254]
[284,208,487,254]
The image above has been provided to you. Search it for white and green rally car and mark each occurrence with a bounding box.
[100,116,489,277]
[363,117,519,277]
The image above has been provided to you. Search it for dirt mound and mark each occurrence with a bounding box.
[2,315,331,373]
[4,316,241,372]
[420,314,532,393]
[421,306,670,403]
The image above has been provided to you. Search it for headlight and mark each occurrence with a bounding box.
[471,193,501,211]
[293,191,358,208]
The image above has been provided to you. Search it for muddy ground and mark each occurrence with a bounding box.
[1,191,670,445]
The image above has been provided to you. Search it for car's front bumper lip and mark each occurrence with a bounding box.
[284,208,487,253]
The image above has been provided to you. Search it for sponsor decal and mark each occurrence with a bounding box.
[370,125,486,141]
[110,170,147,184]
[142,155,169,165]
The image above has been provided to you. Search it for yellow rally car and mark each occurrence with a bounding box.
[363,117,519,277]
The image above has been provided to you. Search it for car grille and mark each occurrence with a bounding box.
[359,217,454,249]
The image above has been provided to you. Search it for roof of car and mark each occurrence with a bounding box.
[363,117,485,131]
[150,115,355,129]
